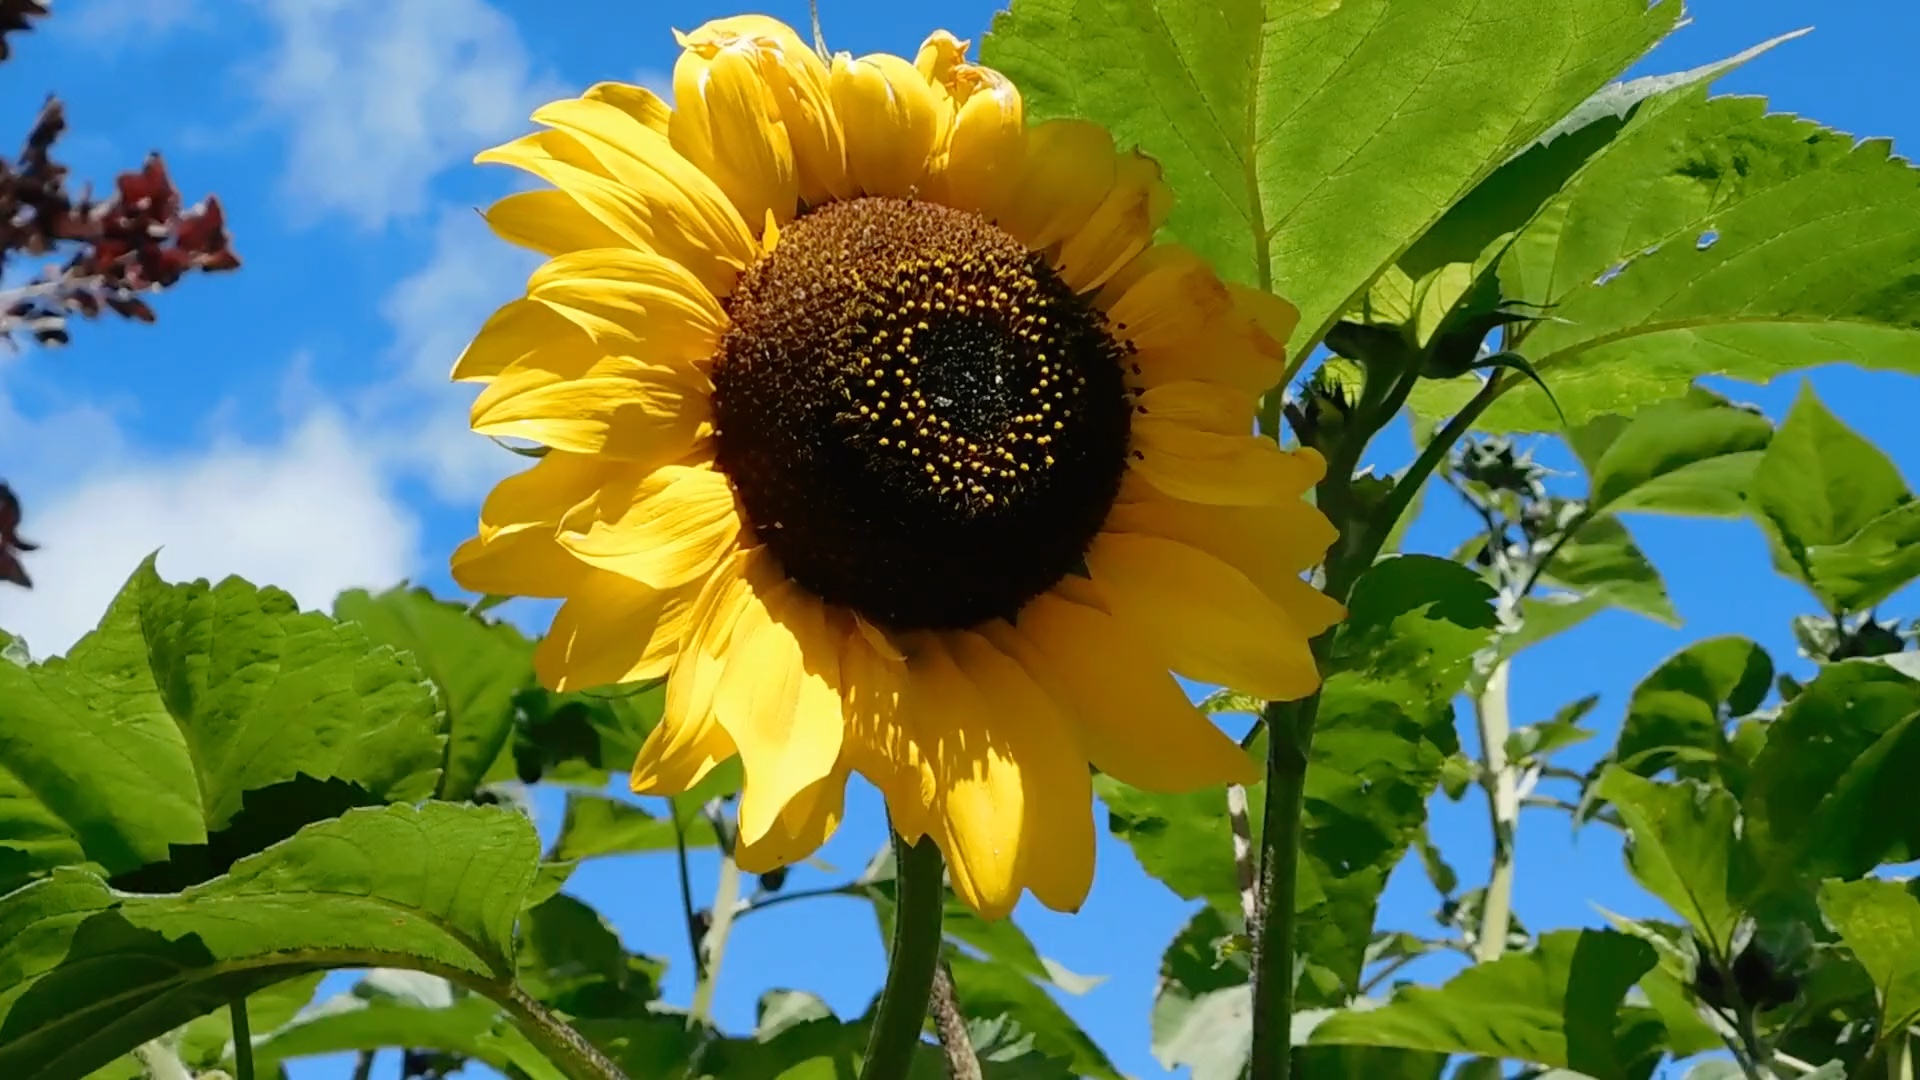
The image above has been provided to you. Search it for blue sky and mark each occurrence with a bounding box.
[1,1,1916,1078]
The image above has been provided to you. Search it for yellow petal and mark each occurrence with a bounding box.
[992,591,1259,791]
[734,766,850,873]
[1103,246,1294,397]
[583,81,671,135]
[1136,380,1258,436]
[1056,150,1171,292]
[557,465,742,589]
[919,33,1024,217]
[483,190,629,258]
[449,452,618,597]
[535,569,703,692]
[936,631,1095,917]
[670,41,798,228]
[452,299,579,383]
[714,578,845,848]
[480,126,754,297]
[841,620,935,843]
[831,51,948,198]
[997,120,1115,251]
[470,352,711,462]
[645,548,760,793]
[1108,474,1338,592]
[526,248,726,363]
[678,16,848,206]
[1130,417,1322,506]
[914,30,970,83]
[1087,531,1322,701]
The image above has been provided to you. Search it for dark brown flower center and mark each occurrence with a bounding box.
[710,196,1132,631]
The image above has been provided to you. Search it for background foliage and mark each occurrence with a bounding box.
[4,1,1920,1079]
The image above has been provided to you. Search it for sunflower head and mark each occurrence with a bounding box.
[450,15,1343,919]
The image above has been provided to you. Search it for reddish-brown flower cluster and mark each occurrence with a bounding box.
[0,0,49,63]
[1,98,241,347]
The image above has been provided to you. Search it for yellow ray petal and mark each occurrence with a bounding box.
[450,452,621,597]
[841,620,935,843]
[470,352,711,462]
[1057,150,1171,293]
[526,248,726,363]
[1135,380,1258,436]
[1087,531,1322,702]
[483,190,630,259]
[997,120,1115,252]
[479,126,754,297]
[453,299,579,384]
[1129,417,1322,506]
[644,548,760,793]
[1103,246,1294,397]
[734,766,851,873]
[557,465,742,589]
[923,632,1095,917]
[713,578,846,848]
[534,569,704,692]
[669,41,798,229]
[831,51,948,198]
[914,32,1024,217]
[914,30,969,83]
[583,81,671,135]
[678,16,848,207]
[991,592,1258,792]
[1109,473,1338,588]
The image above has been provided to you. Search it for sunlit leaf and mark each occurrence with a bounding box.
[549,791,718,862]
[1150,906,1252,1080]
[1607,637,1772,786]
[334,584,536,800]
[251,978,560,1080]
[943,954,1122,1080]
[1542,516,1679,627]
[1593,770,1752,958]
[1819,879,1920,1050]
[1569,388,1774,519]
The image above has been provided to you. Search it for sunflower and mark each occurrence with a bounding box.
[450,15,1343,919]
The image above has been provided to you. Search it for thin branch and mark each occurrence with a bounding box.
[736,882,865,919]
[670,797,706,984]
[350,1051,376,1080]
[930,960,984,1080]
[689,853,742,1027]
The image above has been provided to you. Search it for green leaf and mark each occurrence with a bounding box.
[1820,879,1920,1049]
[1543,515,1680,626]
[516,893,645,1007]
[1309,929,1659,1079]
[511,684,668,785]
[980,0,1682,358]
[252,980,561,1080]
[549,791,718,862]
[0,558,444,895]
[1592,769,1750,957]
[0,802,539,1080]
[1329,555,1501,690]
[1422,89,1920,431]
[1610,636,1772,784]
[943,953,1121,1080]
[1571,388,1774,518]
[1496,593,1612,666]
[1508,695,1599,764]
[1294,1046,1447,1080]
[1744,660,1920,879]
[1802,502,1920,617]
[757,990,834,1040]
[1150,906,1253,1080]
[1749,383,1916,612]
[334,584,536,801]
[92,973,326,1077]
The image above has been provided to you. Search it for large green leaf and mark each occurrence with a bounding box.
[252,972,561,1080]
[980,0,1681,359]
[1819,879,1920,1046]
[1309,929,1660,1079]
[549,790,718,862]
[1150,906,1252,1080]
[334,585,535,800]
[942,953,1121,1080]
[1422,88,1920,430]
[0,802,539,1080]
[1744,660,1920,880]
[1593,769,1751,958]
[1608,636,1772,785]
[1570,388,1773,518]
[1540,516,1679,626]
[0,559,443,895]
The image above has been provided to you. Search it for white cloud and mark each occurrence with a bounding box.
[248,0,565,229]
[0,413,419,659]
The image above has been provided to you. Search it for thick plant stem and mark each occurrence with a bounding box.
[503,984,631,1080]
[1472,658,1519,963]
[861,833,947,1080]
[930,960,985,1080]
[1247,691,1319,1080]
[230,996,255,1080]
[690,852,742,1026]
[134,1042,192,1080]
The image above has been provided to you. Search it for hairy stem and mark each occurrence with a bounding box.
[861,833,946,1080]
[1247,688,1319,1080]
[690,853,742,1027]
[230,996,255,1080]
[930,960,984,1080]
[1227,783,1259,926]
[1472,658,1520,963]
[501,984,631,1080]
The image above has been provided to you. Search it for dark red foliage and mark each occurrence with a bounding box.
[0,482,36,588]
[1,98,242,349]
[0,0,48,62]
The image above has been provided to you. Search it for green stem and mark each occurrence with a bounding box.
[1472,657,1519,963]
[669,798,705,984]
[860,833,946,1080]
[1247,688,1320,1080]
[230,996,255,1080]
[690,852,742,1027]
[350,1051,376,1080]
[501,984,631,1080]
[134,1042,191,1080]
